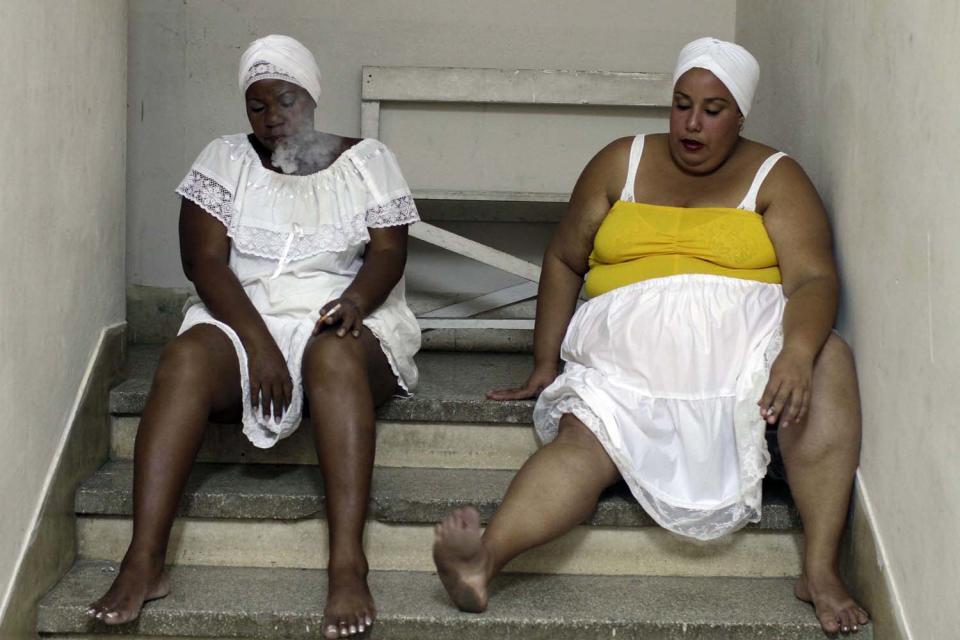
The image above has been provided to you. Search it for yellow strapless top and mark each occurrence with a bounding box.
[585,200,781,298]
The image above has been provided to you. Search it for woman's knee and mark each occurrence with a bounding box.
[552,414,620,482]
[817,333,856,375]
[555,414,603,451]
[301,333,367,387]
[785,333,861,454]
[155,329,229,386]
[812,333,861,404]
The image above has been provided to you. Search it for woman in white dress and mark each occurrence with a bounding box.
[433,38,869,636]
[88,36,420,637]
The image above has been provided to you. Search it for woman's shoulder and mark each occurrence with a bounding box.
[735,138,784,161]
[347,136,398,165]
[202,133,251,152]
[738,139,808,177]
[736,139,818,210]
[346,138,412,185]
[596,133,659,160]
[189,134,251,167]
[729,139,806,184]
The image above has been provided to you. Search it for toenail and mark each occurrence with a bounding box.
[349,625,357,633]
[358,624,365,632]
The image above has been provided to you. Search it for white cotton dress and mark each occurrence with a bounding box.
[533,135,788,540]
[175,134,421,449]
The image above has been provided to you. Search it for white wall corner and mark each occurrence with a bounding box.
[854,469,914,640]
[0,321,126,625]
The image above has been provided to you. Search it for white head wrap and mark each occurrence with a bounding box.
[238,35,322,104]
[672,37,759,117]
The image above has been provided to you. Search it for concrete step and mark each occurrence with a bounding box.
[420,326,533,352]
[111,416,538,469]
[74,462,803,578]
[112,346,536,426]
[78,461,800,530]
[39,560,854,639]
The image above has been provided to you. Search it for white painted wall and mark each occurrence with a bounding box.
[737,2,960,637]
[127,0,736,287]
[0,0,126,616]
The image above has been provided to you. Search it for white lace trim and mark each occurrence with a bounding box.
[732,324,783,508]
[176,168,371,260]
[176,138,416,262]
[243,60,299,90]
[535,392,761,540]
[179,308,413,447]
[228,217,368,262]
[534,321,784,542]
[178,315,307,449]
[176,170,234,226]
[364,321,412,396]
[365,195,419,228]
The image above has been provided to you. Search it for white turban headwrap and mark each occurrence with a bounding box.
[672,37,759,117]
[239,35,322,104]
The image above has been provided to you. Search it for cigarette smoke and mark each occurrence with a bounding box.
[271,130,342,175]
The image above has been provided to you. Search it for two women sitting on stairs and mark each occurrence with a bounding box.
[88,34,868,638]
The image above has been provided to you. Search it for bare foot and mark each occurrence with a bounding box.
[86,552,170,624]
[323,558,375,638]
[795,572,870,635]
[432,506,492,613]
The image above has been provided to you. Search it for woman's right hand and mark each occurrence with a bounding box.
[486,366,558,401]
[246,338,293,421]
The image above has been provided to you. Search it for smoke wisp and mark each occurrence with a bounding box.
[271,131,343,175]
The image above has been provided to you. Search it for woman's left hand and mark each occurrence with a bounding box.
[759,347,814,429]
[313,296,364,338]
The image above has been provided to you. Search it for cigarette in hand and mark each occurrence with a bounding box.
[319,303,341,323]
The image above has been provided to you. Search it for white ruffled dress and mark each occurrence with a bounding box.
[534,277,783,540]
[533,136,787,540]
[175,134,421,448]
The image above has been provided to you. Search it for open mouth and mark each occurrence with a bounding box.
[681,138,704,152]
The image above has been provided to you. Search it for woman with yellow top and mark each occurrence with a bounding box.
[433,38,869,636]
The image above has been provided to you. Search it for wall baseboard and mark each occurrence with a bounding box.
[842,471,912,640]
[0,323,126,638]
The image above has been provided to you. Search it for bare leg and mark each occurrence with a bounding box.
[301,328,398,639]
[780,334,870,635]
[87,325,241,623]
[433,414,620,612]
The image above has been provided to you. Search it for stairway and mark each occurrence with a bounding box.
[35,338,866,639]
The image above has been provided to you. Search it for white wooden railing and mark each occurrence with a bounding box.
[360,66,672,331]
